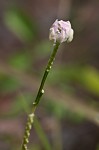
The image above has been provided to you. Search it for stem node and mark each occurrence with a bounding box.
[21,42,60,150]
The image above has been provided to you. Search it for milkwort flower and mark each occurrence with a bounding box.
[49,19,74,44]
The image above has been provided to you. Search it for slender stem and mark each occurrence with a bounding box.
[21,42,60,150]
[33,42,60,107]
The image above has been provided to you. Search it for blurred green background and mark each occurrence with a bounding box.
[0,0,99,150]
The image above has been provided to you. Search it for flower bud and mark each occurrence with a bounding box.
[49,19,74,44]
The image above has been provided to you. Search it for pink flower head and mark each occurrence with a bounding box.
[49,19,74,44]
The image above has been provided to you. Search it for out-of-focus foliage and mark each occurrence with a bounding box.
[8,52,32,71]
[97,145,99,150]
[34,118,52,150]
[0,0,99,150]
[48,65,99,96]
[34,40,52,58]
[44,98,84,123]
[0,74,20,93]
[80,67,99,96]
[4,8,37,41]
[8,94,32,116]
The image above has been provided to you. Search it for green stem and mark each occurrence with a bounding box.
[33,41,60,107]
[21,42,60,150]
